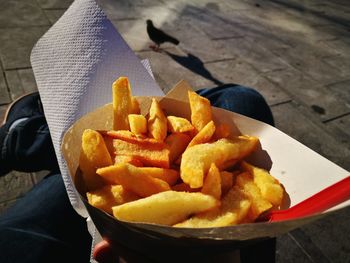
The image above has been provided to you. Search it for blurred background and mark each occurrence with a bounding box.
[0,0,349,262]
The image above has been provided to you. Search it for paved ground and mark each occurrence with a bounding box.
[0,0,349,262]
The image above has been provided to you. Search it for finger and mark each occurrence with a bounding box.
[93,240,118,263]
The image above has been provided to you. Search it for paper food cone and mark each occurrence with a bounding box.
[62,80,349,260]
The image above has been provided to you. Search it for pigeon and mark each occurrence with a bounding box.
[146,19,179,51]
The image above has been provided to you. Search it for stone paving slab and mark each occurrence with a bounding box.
[214,37,289,73]
[0,26,49,70]
[272,101,350,170]
[0,171,34,203]
[36,0,73,9]
[324,114,350,147]
[0,0,50,28]
[43,9,66,25]
[0,67,11,105]
[326,80,350,110]
[264,67,350,122]
[203,59,291,106]
[5,68,38,100]
[31,171,50,184]
[137,48,218,91]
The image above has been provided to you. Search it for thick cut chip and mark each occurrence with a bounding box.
[188,91,212,132]
[106,130,155,144]
[97,163,170,197]
[112,77,133,130]
[79,129,113,190]
[113,138,170,168]
[114,155,144,167]
[148,98,167,141]
[128,114,147,135]
[181,136,259,188]
[214,123,230,140]
[241,161,284,206]
[167,116,194,133]
[187,120,216,148]
[220,171,234,195]
[165,133,191,163]
[175,186,251,228]
[201,163,221,200]
[87,185,139,214]
[112,191,219,225]
[133,167,180,185]
[236,172,272,220]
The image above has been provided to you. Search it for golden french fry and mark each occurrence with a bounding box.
[187,120,216,148]
[79,129,113,190]
[97,163,170,197]
[112,191,219,225]
[148,98,167,141]
[214,123,230,140]
[181,136,259,188]
[113,138,170,168]
[188,90,212,132]
[201,163,221,200]
[236,172,272,220]
[175,186,251,228]
[167,116,194,133]
[165,133,191,163]
[87,185,139,214]
[134,167,180,185]
[241,161,284,206]
[220,171,234,196]
[114,155,144,167]
[106,130,157,144]
[112,77,133,130]
[128,114,147,134]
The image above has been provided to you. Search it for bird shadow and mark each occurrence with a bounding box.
[163,50,224,86]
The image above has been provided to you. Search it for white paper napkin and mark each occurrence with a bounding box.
[30,0,164,217]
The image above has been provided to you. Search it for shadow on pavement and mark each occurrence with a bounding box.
[164,50,224,86]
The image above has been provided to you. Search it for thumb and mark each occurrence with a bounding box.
[93,240,119,263]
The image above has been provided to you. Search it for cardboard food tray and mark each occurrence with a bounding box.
[62,80,349,256]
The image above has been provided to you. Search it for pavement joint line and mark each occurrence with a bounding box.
[269,99,293,107]
[325,78,350,88]
[0,197,18,205]
[0,61,12,101]
[0,25,50,29]
[211,36,245,41]
[322,112,350,124]
[42,7,71,11]
[204,57,237,64]
[110,17,140,22]
[5,67,33,72]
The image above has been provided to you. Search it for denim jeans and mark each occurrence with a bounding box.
[0,84,276,263]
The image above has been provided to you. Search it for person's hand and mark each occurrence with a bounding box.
[93,240,118,263]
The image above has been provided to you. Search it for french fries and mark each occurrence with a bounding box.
[79,129,113,190]
[97,163,171,197]
[113,191,219,225]
[180,136,259,188]
[80,76,285,227]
